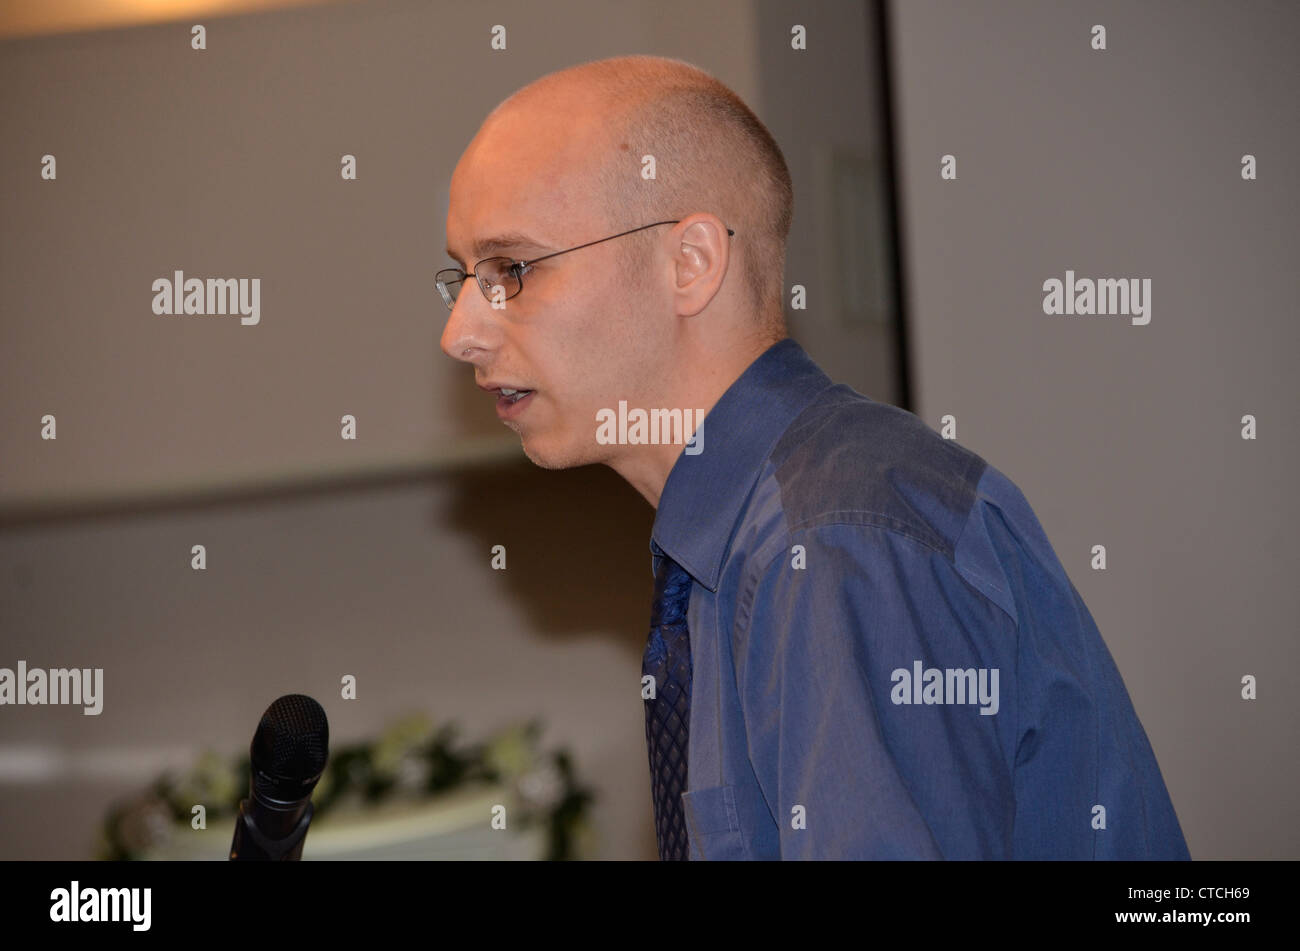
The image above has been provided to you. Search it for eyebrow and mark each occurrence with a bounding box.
[445,232,551,266]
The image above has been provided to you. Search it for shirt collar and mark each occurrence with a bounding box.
[650,337,834,591]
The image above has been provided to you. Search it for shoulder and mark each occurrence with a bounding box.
[762,384,990,559]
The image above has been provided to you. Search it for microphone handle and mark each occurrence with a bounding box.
[229,798,314,861]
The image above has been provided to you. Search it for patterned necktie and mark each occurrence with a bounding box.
[642,547,694,861]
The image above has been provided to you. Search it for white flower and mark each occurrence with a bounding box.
[516,761,564,812]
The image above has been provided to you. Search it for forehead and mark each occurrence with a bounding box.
[446,101,611,259]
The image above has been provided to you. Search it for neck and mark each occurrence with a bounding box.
[608,335,777,509]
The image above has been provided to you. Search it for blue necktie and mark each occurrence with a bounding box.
[643,547,694,861]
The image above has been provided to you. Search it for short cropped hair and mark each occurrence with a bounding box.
[506,56,794,337]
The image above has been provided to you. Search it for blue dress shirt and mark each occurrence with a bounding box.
[651,338,1190,860]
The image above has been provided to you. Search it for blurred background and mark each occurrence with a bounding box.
[0,0,1295,859]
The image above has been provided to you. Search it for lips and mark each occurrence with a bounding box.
[478,381,536,420]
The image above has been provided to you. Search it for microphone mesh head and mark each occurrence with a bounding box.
[251,694,329,781]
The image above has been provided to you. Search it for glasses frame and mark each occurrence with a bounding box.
[436,219,735,311]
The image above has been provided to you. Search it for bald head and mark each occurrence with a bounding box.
[485,55,793,337]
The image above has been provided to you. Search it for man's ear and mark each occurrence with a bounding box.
[672,216,731,318]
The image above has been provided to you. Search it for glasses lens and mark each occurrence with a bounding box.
[475,257,521,303]
[436,269,463,310]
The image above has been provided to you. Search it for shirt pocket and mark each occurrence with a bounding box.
[681,783,745,860]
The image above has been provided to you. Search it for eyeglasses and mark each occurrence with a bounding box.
[435,219,734,311]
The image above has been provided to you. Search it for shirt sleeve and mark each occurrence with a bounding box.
[731,520,1019,859]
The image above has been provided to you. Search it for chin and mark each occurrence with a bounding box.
[519,432,598,471]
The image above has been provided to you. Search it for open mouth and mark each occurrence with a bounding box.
[493,386,536,419]
[498,387,533,404]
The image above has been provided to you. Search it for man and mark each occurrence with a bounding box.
[438,55,1190,860]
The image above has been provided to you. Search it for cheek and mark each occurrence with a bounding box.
[534,279,642,408]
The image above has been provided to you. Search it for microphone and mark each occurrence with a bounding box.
[229,694,329,861]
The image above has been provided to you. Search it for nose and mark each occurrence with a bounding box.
[439,288,492,365]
